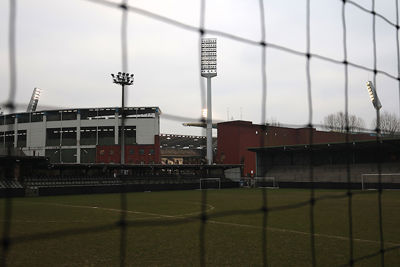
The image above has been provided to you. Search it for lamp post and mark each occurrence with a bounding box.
[111,72,134,164]
[201,38,217,165]
[366,81,382,135]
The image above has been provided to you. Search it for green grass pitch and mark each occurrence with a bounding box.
[1,189,399,266]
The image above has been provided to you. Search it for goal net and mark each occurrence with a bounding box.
[199,178,221,190]
[254,177,279,189]
[361,173,400,190]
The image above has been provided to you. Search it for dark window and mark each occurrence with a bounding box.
[149,149,155,155]
[0,116,4,125]
[45,149,60,163]
[17,114,30,123]
[80,109,99,120]
[17,130,27,147]
[31,112,44,122]
[98,126,114,145]
[98,108,116,117]
[61,149,76,163]
[5,131,14,148]
[5,115,15,125]
[61,110,77,120]
[129,149,134,155]
[0,132,4,147]
[109,150,114,155]
[61,128,76,146]
[79,109,89,120]
[46,128,61,146]
[46,111,61,121]
[118,126,136,145]
[80,127,97,145]
[139,149,144,155]
[81,148,96,163]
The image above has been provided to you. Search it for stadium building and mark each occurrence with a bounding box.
[0,107,161,164]
[216,120,379,177]
[249,138,400,188]
[159,134,217,165]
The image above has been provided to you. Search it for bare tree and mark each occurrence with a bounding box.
[267,117,280,127]
[323,112,365,132]
[371,111,400,135]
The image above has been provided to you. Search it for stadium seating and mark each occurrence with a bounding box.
[0,180,23,189]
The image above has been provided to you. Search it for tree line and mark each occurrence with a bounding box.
[322,111,400,135]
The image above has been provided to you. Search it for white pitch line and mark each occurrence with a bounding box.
[19,201,215,220]
[205,220,400,247]
[50,202,215,219]
[64,203,400,247]
[0,220,90,224]
[17,201,400,247]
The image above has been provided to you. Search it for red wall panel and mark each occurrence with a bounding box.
[96,135,161,164]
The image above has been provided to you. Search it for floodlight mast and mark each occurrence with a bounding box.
[201,38,217,165]
[366,81,382,135]
[111,72,134,164]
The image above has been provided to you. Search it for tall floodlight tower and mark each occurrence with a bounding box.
[201,38,217,165]
[366,81,382,135]
[111,72,134,164]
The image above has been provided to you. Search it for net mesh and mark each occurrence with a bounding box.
[2,0,400,266]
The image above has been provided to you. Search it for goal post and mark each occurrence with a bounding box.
[240,177,254,188]
[361,173,400,190]
[199,178,221,190]
[254,177,279,189]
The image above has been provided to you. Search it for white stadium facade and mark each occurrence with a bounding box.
[0,107,161,164]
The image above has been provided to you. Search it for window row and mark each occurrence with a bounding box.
[45,148,96,163]
[0,126,136,147]
[0,108,158,125]
[0,130,26,148]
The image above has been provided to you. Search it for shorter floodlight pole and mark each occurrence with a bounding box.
[111,72,134,164]
[366,81,382,136]
[376,107,380,137]
[201,38,217,165]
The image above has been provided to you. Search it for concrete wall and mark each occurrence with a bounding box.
[27,122,46,156]
[133,118,159,144]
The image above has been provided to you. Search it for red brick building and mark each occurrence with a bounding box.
[216,121,376,177]
[96,136,160,164]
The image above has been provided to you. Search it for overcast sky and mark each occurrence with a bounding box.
[1,0,400,136]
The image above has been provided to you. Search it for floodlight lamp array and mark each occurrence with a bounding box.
[366,81,382,110]
[33,87,42,100]
[111,72,134,85]
[201,38,217,78]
